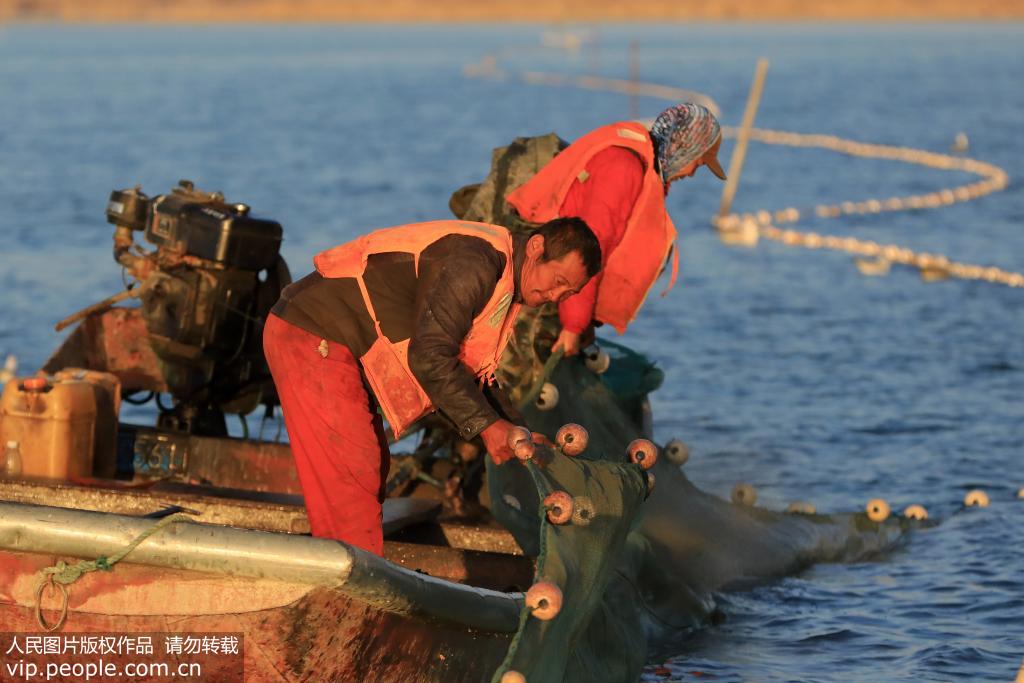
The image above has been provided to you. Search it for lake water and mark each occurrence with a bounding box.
[0,22,1021,682]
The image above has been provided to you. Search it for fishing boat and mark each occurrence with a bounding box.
[0,180,909,682]
[0,439,907,681]
[0,473,526,680]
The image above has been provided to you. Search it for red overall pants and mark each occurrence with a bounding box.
[263,313,391,555]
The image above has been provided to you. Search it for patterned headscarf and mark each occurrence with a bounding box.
[649,103,723,184]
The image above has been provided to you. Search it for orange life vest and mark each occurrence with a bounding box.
[314,220,521,438]
[506,121,678,334]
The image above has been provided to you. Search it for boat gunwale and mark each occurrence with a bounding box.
[0,499,523,634]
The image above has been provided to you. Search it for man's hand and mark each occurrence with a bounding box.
[552,329,582,357]
[481,420,551,465]
[480,419,518,465]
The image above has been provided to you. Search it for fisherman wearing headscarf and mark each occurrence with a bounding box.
[504,103,726,357]
[649,103,726,188]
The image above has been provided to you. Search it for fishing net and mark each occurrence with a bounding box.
[485,341,911,682]
[488,447,649,683]
[451,132,664,681]
[453,132,911,682]
[491,355,652,527]
[485,320,669,681]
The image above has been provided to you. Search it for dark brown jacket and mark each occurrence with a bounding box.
[272,233,527,439]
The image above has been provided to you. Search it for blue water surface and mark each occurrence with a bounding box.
[0,22,1021,682]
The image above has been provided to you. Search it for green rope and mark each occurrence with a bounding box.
[39,512,196,586]
[491,459,555,682]
[491,599,534,683]
[516,349,564,411]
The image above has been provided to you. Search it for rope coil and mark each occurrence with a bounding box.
[34,578,69,632]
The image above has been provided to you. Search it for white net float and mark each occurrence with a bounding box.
[513,440,535,462]
[951,131,969,153]
[786,501,816,515]
[583,347,611,374]
[535,383,559,410]
[525,581,563,621]
[572,496,595,526]
[866,498,890,522]
[554,423,588,456]
[964,489,989,507]
[626,439,658,470]
[903,504,928,520]
[731,483,757,507]
[663,439,689,467]
[506,426,531,450]
[543,491,574,525]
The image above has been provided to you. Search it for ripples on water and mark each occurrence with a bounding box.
[0,23,1021,682]
[643,505,1024,682]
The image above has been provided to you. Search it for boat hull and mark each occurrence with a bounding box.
[0,500,523,682]
[1,549,510,682]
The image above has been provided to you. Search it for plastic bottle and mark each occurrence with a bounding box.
[2,440,22,477]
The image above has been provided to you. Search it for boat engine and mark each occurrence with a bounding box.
[60,180,290,435]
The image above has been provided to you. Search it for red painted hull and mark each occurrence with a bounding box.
[1,549,512,682]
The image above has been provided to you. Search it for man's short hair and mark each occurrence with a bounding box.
[534,217,602,277]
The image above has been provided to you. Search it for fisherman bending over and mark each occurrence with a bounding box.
[452,103,726,405]
[263,218,601,554]
[507,103,727,356]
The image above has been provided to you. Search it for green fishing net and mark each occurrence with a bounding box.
[486,328,666,681]
[487,442,649,683]
[452,132,664,681]
[453,132,910,683]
